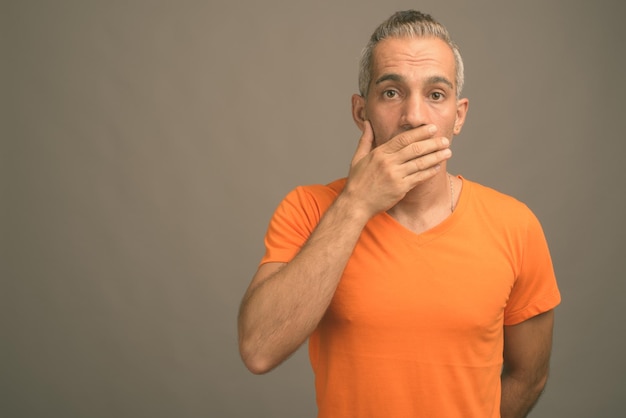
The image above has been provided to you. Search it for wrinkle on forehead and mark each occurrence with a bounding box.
[371,37,456,83]
[375,73,453,90]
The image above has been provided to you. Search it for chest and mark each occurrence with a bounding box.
[323,222,518,358]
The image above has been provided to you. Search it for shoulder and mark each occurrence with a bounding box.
[462,178,541,233]
[465,178,533,217]
[287,178,345,208]
[299,177,346,198]
[278,178,345,218]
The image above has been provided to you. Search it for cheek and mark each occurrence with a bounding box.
[431,107,458,134]
[367,113,396,146]
[369,121,391,148]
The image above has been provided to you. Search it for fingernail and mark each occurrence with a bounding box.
[428,125,437,134]
[442,137,450,146]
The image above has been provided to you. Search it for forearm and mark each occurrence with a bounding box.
[238,193,370,374]
[500,371,547,418]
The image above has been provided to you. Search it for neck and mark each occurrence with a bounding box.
[386,170,457,234]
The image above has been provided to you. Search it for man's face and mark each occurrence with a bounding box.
[353,36,468,147]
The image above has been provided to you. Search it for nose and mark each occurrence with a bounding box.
[400,94,428,130]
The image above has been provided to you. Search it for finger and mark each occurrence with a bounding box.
[396,136,450,164]
[351,120,374,166]
[403,163,446,186]
[400,147,452,177]
[382,124,437,153]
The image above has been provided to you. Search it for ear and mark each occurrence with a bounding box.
[453,98,469,135]
[351,94,367,131]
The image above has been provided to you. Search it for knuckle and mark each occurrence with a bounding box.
[410,142,424,156]
[395,131,412,147]
[413,158,425,172]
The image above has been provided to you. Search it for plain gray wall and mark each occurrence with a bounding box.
[5,0,626,417]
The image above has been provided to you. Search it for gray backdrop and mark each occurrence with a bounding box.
[5,0,626,417]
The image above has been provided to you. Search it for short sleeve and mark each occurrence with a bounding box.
[504,209,561,325]
[260,185,335,266]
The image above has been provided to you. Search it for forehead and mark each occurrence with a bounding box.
[371,36,456,83]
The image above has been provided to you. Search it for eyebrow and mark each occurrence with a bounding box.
[425,75,454,90]
[375,73,454,90]
[375,73,405,85]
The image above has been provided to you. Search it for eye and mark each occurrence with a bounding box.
[383,89,398,99]
[430,91,445,101]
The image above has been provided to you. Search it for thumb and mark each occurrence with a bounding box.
[351,120,374,166]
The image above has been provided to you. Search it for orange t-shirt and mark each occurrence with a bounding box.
[260,177,561,418]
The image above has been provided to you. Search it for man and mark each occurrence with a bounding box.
[238,10,560,418]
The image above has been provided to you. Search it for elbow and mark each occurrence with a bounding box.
[502,367,550,401]
[238,336,276,375]
[526,366,550,396]
[238,315,275,374]
[534,371,550,395]
[242,355,274,375]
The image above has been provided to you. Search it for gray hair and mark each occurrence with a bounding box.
[358,10,464,99]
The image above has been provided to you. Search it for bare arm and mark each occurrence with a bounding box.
[237,122,451,374]
[501,310,555,418]
[237,194,370,374]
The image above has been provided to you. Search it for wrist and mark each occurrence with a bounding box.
[333,189,374,226]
